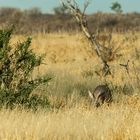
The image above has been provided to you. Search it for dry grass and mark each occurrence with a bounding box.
[0,102,140,140]
[2,31,140,139]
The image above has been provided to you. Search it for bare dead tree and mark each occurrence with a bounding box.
[61,0,116,76]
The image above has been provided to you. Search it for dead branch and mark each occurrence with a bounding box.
[120,60,130,74]
[61,0,114,76]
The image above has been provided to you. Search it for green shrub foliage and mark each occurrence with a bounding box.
[0,26,51,109]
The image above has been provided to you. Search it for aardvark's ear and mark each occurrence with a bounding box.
[88,90,94,99]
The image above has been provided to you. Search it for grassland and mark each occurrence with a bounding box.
[0,31,140,140]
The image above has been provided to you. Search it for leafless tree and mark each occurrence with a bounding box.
[61,0,117,76]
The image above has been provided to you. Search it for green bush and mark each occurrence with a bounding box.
[0,26,51,110]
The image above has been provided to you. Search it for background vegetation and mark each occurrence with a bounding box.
[0,7,140,33]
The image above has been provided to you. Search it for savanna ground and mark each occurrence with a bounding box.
[0,31,140,140]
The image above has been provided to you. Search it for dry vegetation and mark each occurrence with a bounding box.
[0,104,140,140]
[1,31,140,139]
[0,7,140,33]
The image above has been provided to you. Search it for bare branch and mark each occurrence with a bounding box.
[82,0,91,17]
[120,60,130,74]
[61,0,101,55]
[61,0,114,77]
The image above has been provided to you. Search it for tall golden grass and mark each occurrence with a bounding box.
[0,103,140,140]
[1,31,139,140]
